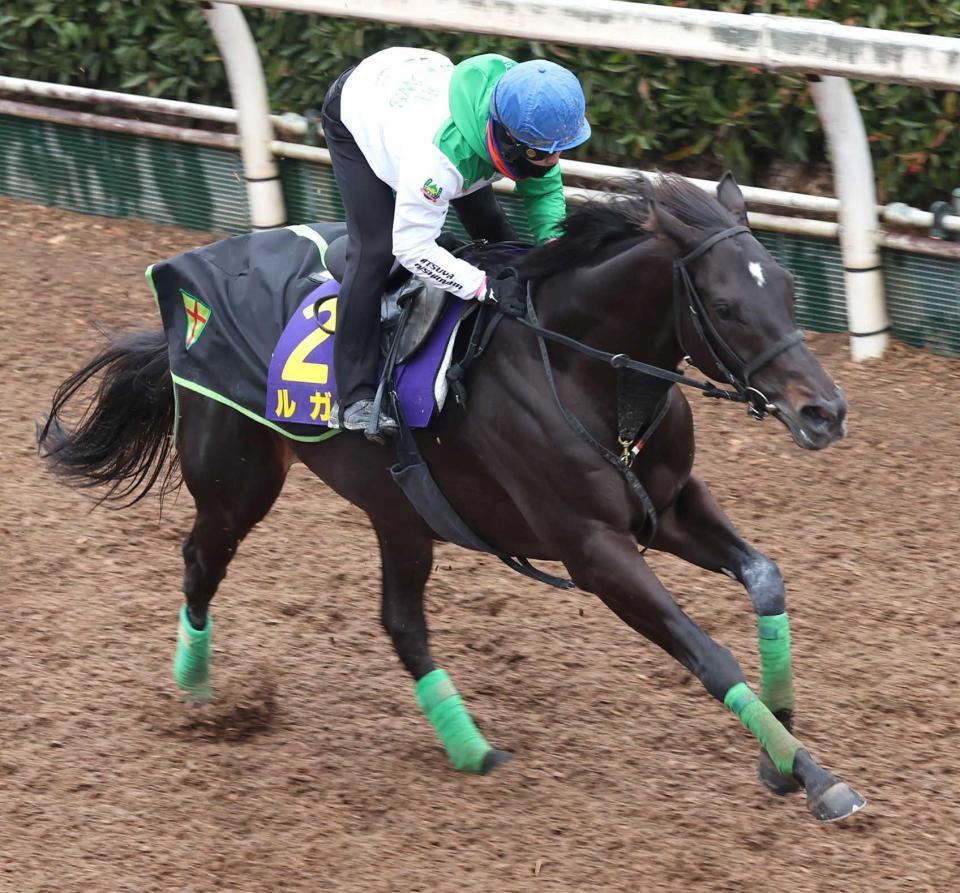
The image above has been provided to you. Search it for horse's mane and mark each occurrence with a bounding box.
[517,173,737,281]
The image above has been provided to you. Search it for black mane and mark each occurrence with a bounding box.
[517,173,737,281]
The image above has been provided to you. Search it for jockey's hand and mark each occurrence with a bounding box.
[477,267,527,317]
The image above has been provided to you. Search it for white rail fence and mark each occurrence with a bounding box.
[6,78,960,246]
[220,0,960,89]
[7,76,959,233]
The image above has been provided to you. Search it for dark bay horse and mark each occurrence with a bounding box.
[40,173,865,822]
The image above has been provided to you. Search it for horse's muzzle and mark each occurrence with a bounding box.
[777,388,848,450]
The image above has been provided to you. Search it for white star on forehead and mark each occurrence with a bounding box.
[748,261,766,287]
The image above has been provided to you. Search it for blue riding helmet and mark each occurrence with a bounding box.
[490,60,591,154]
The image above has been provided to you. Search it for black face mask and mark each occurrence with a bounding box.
[492,121,558,180]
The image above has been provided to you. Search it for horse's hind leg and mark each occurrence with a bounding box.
[651,472,814,795]
[373,518,512,775]
[174,393,290,699]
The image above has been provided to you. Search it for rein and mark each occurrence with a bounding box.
[513,315,745,404]
[516,224,806,419]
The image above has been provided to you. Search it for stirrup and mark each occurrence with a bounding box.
[365,380,388,444]
[327,401,341,429]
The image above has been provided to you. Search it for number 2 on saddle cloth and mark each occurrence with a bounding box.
[265,278,468,431]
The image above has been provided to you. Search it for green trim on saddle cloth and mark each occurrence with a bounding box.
[724,682,802,776]
[171,376,182,449]
[145,264,160,309]
[149,264,183,444]
[173,603,213,700]
[170,373,341,444]
[286,224,330,264]
[415,668,493,773]
[758,613,795,714]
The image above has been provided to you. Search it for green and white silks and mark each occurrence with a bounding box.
[415,669,493,773]
[758,612,795,715]
[173,604,213,701]
[337,48,566,302]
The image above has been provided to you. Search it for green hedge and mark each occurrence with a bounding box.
[1,0,957,206]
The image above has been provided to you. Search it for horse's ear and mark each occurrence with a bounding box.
[717,171,748,226]
[641,195,699,252]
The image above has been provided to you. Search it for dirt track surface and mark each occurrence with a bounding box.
[2,196,959,892]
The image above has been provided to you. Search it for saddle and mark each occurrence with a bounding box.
[322,232,456,365]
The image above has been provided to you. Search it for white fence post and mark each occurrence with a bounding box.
[202,2,286,229]
[809,76,890,360]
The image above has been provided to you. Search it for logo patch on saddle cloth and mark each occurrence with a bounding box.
[181,289,212,350]
[264,279,470,430]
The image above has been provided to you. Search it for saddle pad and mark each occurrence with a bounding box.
[265,279,471,428]
[149,224,469,441]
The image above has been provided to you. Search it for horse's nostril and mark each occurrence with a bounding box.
[800,403,835,428]
[799,394,847,431]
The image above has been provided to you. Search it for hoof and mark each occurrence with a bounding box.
[758,748,801,796]
[807,781,867,823]
[178,684,213,704]
[480,749,514,775]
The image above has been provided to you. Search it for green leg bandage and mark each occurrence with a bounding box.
[415,669,492,773]
[724,682,802,776]
[173,604,212,700]
[758,613,795,715]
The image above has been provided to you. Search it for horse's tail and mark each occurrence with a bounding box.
[37,330,180,506]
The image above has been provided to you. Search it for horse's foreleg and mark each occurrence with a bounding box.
[565,528,864,822]
[175,395,290,700]
[375,521,512,775]
[651,473,801,794]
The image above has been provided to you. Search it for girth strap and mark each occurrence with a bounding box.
[445,304,504,406]
[389,381,574,590]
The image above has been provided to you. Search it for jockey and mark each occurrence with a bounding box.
[320,47,591,438]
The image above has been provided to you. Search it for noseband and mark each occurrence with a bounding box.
[673,225,805,420]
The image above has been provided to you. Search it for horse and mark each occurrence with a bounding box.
[39,172,865,823]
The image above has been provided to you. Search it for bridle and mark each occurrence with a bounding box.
[672,225,805,420]
[513,223,805,418]
[508,223,806,550]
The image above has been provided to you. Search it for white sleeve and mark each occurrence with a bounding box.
[392,148,486,299]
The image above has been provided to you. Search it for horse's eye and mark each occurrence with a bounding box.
[715,304,734,321]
